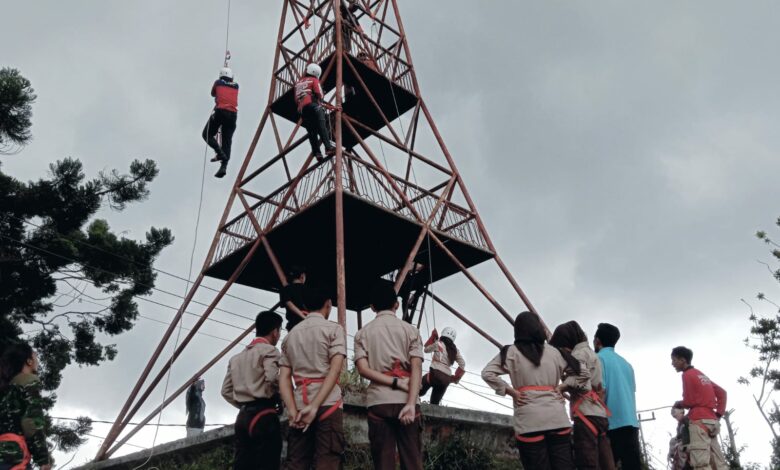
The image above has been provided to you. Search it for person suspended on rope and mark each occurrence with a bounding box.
[280,266,307,332]
[203,66,238,178]
[354,283,425,470]
[549,321,615,470]
[337,0,360,54]
[420,326,465,406]
[279,286,346,470]
[0,342,53,470]
[185,378,206,437]
[667,406,689,470]
[481,312,575,470]
[221,311,284,470]
[294,64,336,162]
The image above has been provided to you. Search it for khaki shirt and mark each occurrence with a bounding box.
[353,311,424,407]
[425,340,465,376]
[280,312,346,409]
[562,341,607,418]
[221,339,280,408]
[482,344,571,435]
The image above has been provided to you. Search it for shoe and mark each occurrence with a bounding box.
[214,163,227,178]
[325,146,337,156]
[313,153,325,162]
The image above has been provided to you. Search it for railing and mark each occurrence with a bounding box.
[274,21,415,102]
[211,157,488,266]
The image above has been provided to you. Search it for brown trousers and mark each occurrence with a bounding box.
[516,428,575,470]
[573,416,616,470]
[367,404,423,470]
[285,408,345,470]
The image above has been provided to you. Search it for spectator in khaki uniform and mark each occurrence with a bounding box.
[279,287,347,470]
[671,346,728,470]
[549,321,615,470]
[482,312,575,470]
[354,283,424,470]
[221,311,284,470]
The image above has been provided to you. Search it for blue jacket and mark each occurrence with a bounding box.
[597,347,639,430]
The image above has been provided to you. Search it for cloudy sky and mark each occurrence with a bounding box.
[3,0,780,467]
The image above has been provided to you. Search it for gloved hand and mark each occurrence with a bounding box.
[452,367,465,384]
[424,329,439,347]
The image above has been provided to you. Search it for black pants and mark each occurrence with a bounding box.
[367,404,423,470]
[300,104,333,156]
[420,368,451,405]
[203,108,237,160]
[607,426,642,470]
[285,407,344,470]
[573,417,615,470]
[234,402,282,470]
[516,428,575,470]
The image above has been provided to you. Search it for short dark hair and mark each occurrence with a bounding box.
[370,283,398,311]
[1,342,34,388]
[255,311,283,337]
[303,285,331,311]
[595,323,621,348]
[287,265,306,280]
[671,346,693,364]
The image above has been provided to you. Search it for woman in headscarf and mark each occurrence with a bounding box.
[550,321,615,470]
[420,327,466,405]
[481,312,574,470]
[0,342,53,470]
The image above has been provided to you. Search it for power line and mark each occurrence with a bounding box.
[53,416,230,428]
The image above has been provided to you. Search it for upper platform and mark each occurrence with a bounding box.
[205,158,493,311]
[270,26,419,149]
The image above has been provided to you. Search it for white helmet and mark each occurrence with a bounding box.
[306,63,322,79]
[219,67,234,80]
[440,327,456,341]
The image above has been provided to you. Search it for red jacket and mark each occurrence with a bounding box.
[680,367,727,421]
[211,79,239,113]
[294,76,323,113]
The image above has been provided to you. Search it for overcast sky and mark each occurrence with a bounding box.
[3,0,780,467]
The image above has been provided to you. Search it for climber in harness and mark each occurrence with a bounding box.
[481,312,575,470]
[185,378,206,437]
[279,286,346,470]
[420,327,465,405]
[221,311,284,470]
[354,283,425,470]
[203,66,238,178]
[550,321,615,470]
[0,342,53,470]
[671,346,728,470]
[294,63,336,161]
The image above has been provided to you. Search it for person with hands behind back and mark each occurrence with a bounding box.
[354,283,425,470]
[279,287,347,470]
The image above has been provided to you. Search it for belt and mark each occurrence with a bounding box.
[516,428,571,443]
[0,433,32,470]
[571,389,611,436]
[383,359,411,378]
[293,376,342,422]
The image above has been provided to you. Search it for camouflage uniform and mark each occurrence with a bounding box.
[0,373,52,468]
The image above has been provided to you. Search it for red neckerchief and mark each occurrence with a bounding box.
[247,337,270,348]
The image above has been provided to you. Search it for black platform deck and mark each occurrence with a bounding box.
[270,53,418,149]
[204,193,493,312]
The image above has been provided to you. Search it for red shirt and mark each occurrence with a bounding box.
[211,79,239,112]
[294,76,323,113]
[680,367,727,421]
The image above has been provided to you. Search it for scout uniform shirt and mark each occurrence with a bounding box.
[426,339,465,377]
[221,338,280,407]
[482,344,571,435]
[353,310,424,407]
[563,341,608,418]
[280,312,347,410]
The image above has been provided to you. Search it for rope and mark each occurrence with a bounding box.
[224,0,232,66]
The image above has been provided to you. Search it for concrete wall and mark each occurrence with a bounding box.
[76,399,519,470]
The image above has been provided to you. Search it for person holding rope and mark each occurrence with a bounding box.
[279,286,346,470]
[294,64,336,161]
[420,327,465,405]
[549,321,615,470]
[221,311,284,470]
[203,66,238,178]
[280,266,308,331]
[354,283,424,470]
[481,312,574,470]
[0,342,53,470]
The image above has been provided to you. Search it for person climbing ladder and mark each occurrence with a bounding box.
[203,66,238,178]
[294,63,335,161]
[420,327,465,405]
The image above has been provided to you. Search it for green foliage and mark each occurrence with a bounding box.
[424,434,515,470]
[339,364,368,395]
[0,67,36,154]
